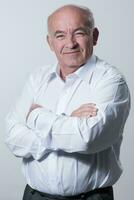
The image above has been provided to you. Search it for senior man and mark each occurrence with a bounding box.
[6,4,130,200]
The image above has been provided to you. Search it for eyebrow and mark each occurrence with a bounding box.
[73,27,89,32]
[53,31,65,37]
[52,26,90,37]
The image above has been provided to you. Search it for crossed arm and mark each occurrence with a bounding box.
[5,69,130,160]
[26,103,98,120]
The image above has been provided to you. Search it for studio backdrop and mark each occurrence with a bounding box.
[0,0,133,199]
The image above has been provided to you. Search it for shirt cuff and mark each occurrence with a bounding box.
[26,107,42,129]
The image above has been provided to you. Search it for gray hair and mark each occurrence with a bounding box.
[71,4,95,28]
[47,4,95,32]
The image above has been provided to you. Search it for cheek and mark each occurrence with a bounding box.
[53,43,64,55]
[84,40,93,53]
[77,38,91,50]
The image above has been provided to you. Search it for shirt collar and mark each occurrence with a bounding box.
[75,54,96,81]
[46,63,58,83]
[47,54,96,82]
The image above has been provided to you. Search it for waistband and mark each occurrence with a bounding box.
[28,184,113,200]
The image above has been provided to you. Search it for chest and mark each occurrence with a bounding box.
[35,78,94,115]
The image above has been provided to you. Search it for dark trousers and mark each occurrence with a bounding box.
[23,184,114,200]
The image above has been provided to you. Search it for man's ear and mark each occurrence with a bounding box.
[93,28,99,46]
[46,35,54,51]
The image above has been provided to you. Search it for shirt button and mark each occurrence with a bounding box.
[81,194,85,199]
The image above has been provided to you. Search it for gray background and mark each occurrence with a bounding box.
[0,0,133,199]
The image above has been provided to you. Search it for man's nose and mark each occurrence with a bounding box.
[65,35,78,49]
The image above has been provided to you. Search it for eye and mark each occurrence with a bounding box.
[74,31,86,37]
[55,34,65,40]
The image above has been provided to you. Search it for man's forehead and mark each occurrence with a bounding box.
[49,15,88,33]
[52,26,89,35]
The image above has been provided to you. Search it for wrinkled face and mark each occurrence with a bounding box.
[47,8,98,70]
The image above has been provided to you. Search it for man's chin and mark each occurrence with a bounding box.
[63,61,84,68]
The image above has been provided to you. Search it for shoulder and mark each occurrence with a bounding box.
[93,56,126,84]
[29,64,55,85]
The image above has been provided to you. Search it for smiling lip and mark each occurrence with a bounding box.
[63,51,80,54]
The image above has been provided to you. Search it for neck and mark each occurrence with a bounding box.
[60,68,76,80]
[59,64,84,80]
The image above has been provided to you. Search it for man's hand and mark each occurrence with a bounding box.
[26,103,42,121]
[26,103,98,121]
[71,103,98,118]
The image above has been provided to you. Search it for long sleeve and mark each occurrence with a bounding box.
[5,69,57,160]
[27,67,130,154]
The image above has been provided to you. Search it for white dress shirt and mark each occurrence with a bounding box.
[5,55,130,195]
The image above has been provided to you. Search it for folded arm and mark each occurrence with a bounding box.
[27,71,130,155]
[5,68,130,160]
[5,71,97,160]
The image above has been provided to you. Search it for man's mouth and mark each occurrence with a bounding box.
[63,50,80,54]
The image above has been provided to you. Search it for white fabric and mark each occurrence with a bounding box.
[5,55,130,195]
